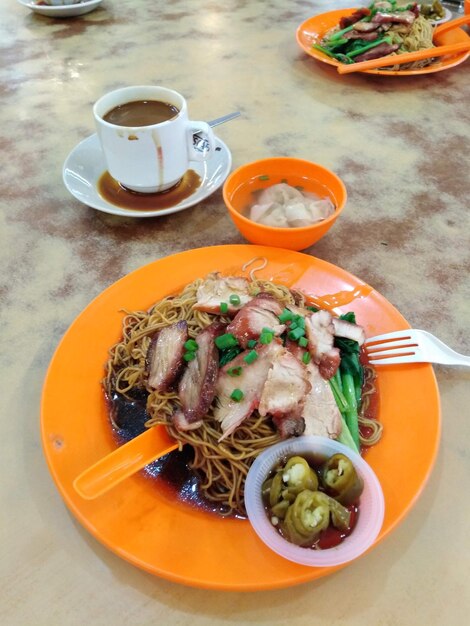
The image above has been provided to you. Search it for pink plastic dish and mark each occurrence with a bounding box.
[244,436,385,568]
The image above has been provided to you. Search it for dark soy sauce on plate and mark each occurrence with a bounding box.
[103,100,179,126]
[108,391,228,515]
[97,169,202,211]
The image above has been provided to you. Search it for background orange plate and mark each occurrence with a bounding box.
[296,8,470,76]
[41,245,440,590]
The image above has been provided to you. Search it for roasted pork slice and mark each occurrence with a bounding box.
[354,43,400,63]
[332,317,366,345]
[372,10,416,25]
[193,273,252,314]
[178,321,225,423]
[272,415,306,439]
[352,21,381,32]
[226,293,285,348]
[344,31,379,41]
[172,409,203,432]
[214,340,283,440]
[259,350,310,420]
[305,310,340,380]
[339,7,371,29]
[302,363,342,439]
[147,320,188,392]
[259,349,310,438]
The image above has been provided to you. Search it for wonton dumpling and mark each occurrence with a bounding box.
[250,202,288,227]
[249,183,335,228]
[257,183,304,206]
[284,202,313,227]
[305,198,335,222]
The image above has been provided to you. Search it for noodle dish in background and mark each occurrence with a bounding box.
[40,246,441,589]
[296,1,470,75]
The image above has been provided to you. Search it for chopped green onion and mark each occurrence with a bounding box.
[247,339,257,349]
[215,333,239,349]
[184,339,198,351]
[230,388,244,402]
[229,294,241,306]
[288,327,305,341]
[298,336,308,348]
[184,351,197,362]
[259,175,270,181]
[281,178,288,184]
[306,305,319,312]
[220,302,229,314]
[278,308,294,323]
[243,350,258,364]
[302,351,311,365]
[294,315,305,329]
[260,331,274,344]
[227,366,243,377]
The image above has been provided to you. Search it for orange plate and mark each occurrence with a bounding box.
[296,8,470,76]
[41,245,440,590]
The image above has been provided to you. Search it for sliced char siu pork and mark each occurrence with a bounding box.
[226,293,285,348]
[302,363,342,439]
[147,320,188,392]
[172,409,203,432]
[214,340,283,440]
[304,310,340,380]
[178,321,226,423]
[258,349,311,438]
[332,317,366,345]
[193,273,252,315]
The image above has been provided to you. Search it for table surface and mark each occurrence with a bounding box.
[2,1,470,624]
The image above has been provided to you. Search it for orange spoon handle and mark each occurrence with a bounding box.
[337,42,470,74]
[73,425,178,499]
[434,15,470,37]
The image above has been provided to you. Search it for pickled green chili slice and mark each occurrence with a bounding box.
[321,453,364,505]
[309,490,351,531]
[271,499,290,520]
[267,472,283,507]
[281,456,319,495]
[282,490,330,545]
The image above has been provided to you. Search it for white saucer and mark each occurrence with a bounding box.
[63,134,232,218]
[17,0,103,18]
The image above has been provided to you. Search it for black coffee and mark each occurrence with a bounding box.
[103,100,180,127]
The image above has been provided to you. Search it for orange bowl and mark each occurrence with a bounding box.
[223,157,347,251]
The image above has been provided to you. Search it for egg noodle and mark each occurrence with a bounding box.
[104,270,381,516]
[386,15,435,70]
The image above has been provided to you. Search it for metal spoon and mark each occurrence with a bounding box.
[207,111,240,127]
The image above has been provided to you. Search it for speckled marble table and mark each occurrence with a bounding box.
[2,0,470,624]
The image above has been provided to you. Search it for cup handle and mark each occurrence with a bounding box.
[186,121,216,162]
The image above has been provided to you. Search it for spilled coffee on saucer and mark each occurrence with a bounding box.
[103,100,179,127]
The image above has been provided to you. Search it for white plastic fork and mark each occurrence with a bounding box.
[364,329,470,367]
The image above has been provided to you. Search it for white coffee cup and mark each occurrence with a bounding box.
[93,86,216,193]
